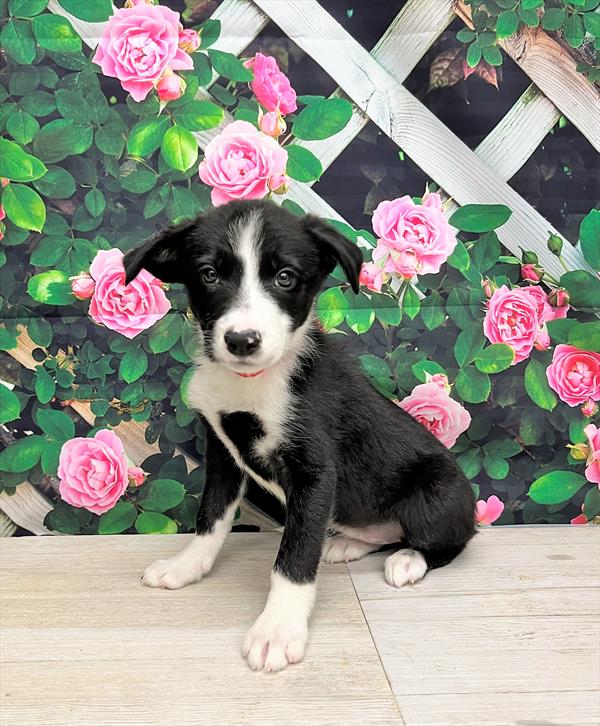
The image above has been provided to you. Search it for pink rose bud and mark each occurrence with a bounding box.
[178,28,200,53]
[156,72,186,101]
[427,373,451,393]
[533,326,550,351]
[0,205,5,223]
[0,226,4,243]
[393,249,421,279]
[0,178,8,188]
[581,399,599,418]
[258,109,287,138]
[481,278,496,298]
[547,287,570,309]
[567,442,590,461]
[124,0,153,7]
[359,262,386,293]
[127,466,146,487]
[269,174,289,195]
[71,273,95,300]
[521,263,544,283]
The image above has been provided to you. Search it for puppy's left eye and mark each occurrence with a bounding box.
[275,269,296,289]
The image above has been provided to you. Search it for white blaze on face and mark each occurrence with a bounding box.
[213,211,293,371]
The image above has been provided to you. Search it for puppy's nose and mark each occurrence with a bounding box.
[224,329,262,357]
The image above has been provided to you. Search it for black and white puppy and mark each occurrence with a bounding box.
[124,200,476,672]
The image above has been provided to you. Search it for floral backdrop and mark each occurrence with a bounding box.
[0,0,599,535]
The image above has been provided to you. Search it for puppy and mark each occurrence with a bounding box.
[124,200,475,672]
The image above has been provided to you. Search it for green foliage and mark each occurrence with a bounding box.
[286,145,323,182]
[292,98,354,141]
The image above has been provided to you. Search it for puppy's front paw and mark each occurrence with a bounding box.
[141,542,215,589]
[243,613,308,672]
[384,548,427,588]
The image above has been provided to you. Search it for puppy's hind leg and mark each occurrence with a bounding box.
[142,429,245,590]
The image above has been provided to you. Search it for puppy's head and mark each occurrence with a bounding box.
[124,200,362,375]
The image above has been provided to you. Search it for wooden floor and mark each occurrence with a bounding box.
[1,528,598,726]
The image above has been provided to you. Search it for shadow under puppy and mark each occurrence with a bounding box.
[124,199,476,672]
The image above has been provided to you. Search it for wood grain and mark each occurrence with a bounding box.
[0,533,400,726]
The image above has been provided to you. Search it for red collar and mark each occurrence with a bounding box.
[234,369,265,378]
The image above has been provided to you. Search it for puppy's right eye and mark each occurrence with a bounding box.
[200,267,219,285]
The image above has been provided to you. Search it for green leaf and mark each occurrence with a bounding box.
[175,100,224,132]
[583,10,600,37]
[149,314,183,354]
[119,347,148,384]
[564,13,585,48]
[98,501,137,534]
[84,189,105,217]
[32,14,82,53]
[474,343,514,373]
[286,144,323,182]
[484,439,522,458]
[518,6,540,26]
[471,231,500,272]
[292,98,353,141]
[447,240,470,273]
[496,9,519,37]
[33,119,94,163]
[542,7,566,31]
[127,116,171,157]
[208,49,253,81]
[457,28,476,43]
[0,434,45,472]
[1,19,36,64]
[547,318,578,344]
[483,455,509,480]
[198,18,220,48]
[32,166,76,199]
[345,290,375,334]
[35,366,55,404]
[482,45,503,66]
[57,0,112,21]
[411,360,446,382]
[584,486,600,519]
[466,42,482,68]
[30,236,70,266]
[44,501,80,534]
[316,287,347,329]
[121,170,157,194]
[0,385,20,425]
[27,269,73,305]
[95,125,125,156]
[449,204,512,233]
[36,408,74,443]
[55,87,93,125]
[455,365,491,403]
[402,285,421,320]
[579,209,600,271]
[420,290,446,330]
[0,138,47,182]
[454,324,485,367]
[560,271,600,312]
[135,511,178,534]
[138,479,185,513]
[2,184,46,232]
[568,321,600,353]
[0,328,18,351]
[457,448,483,479]
[40,440,61,475]
[528,471,587,505]
[6,110,39,146]
[161,125,198,172]
[524,359,557,411]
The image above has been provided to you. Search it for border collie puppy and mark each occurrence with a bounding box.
[124,200,475,672]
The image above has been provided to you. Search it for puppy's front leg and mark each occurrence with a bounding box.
[142,428,244,589]
[243,470,333,672]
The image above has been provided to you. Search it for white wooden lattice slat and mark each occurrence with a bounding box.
[455,1,600,153]
[0,483,55,536]
[251,0,593,281]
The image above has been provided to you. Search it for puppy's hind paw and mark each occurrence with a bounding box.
[384,549,427,588]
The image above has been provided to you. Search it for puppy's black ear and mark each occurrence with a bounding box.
[303,215,363,294]
[124,221,195,285]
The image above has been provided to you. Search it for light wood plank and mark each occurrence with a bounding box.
[0,482,54,536]
[456,1,600,152]
[252,0,592,280]
[0,533,400,726]
[347,527,600,725]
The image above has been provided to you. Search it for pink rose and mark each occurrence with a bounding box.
[521,263,543,283]
[547,287,570,310]
[71,273,95,301]
[397,381,471,449]
[481,278,496,299]
[58,430,129,515]
[93,3,193,102]
[389,249,421,279]
[359,262,385,292]
[128,466,146,487]
[546,345,600,407]
[89,248,171,339]
[372,193,456,275]
[178,28,200,53]
[475,495,504,525]
[571,509,588,526]
[258,109,286,138]
[198,120,288,206]
[483,285,546,364]
[156,72,185,101]
[583,424,600,486]
[521,285,569,323]
[243,52,297,115]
